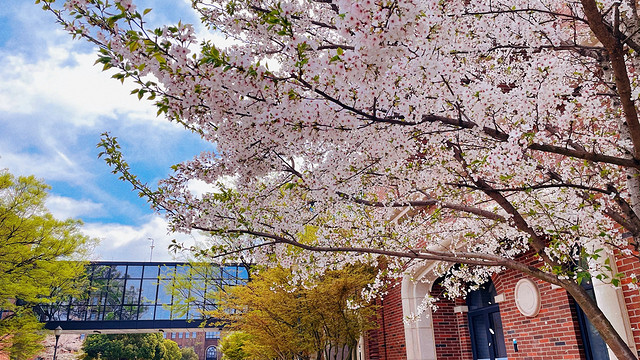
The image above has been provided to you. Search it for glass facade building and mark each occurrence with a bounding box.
[38,261,248,331]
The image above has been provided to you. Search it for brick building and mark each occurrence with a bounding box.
[364,248,640,360]
[166,329,221,360]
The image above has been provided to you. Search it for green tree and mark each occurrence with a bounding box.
[82,333,181,360]
[219,332,255,360]
[180,347,199,360]
[0,170,89,359]
[163,338,182,360]
[213,266,377,360]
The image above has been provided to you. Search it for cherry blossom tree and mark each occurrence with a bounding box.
[40,0,640,358]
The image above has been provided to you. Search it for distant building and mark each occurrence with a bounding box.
[167,330,221,360]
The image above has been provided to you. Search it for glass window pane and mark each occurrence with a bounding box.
[123,279,141,304]
[53,306,69,321]
[91,278,109,293]
[222,266,237,279]
[173,308,186,320]
[138,305,155,320]
[126,266,143,279]
[176,265,190,276]
[190,265,205,279]
[157,282,173,304]
[208,266,221,279]
[206,346,217,360]
[189,279,206,299]
[160,265,175,280]
[120,305,139,320]
[105,280,124,306]
[238,267,248,282]
[103,306,120,321]
[112,265,127,279]
[93,265,111,278]
[69,305,87,321]
[141,280,158,304]
[89,292,105,306]
[155,306,171,320]
[143,265,159,279]
[188,307,201,320]
[87,306,100,321]
[71,296,88,306]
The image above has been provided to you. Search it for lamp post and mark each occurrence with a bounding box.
[52,326,62,360]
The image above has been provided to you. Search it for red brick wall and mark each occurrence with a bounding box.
[431,282,464,359]
[616,246,640,351]
[454,297,474,360]
[493,264,584,360]
[167,331,219,360]
[365,282,407,360]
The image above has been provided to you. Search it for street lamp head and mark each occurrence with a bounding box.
[53,326,63,360]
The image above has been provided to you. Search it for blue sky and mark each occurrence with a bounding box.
[0,1,217,261]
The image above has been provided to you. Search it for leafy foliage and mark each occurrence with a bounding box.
[213,266,377,360]
[81,333,181,360]
[180,347,199,360]
[0,170,89,359]
[218,332,255,360]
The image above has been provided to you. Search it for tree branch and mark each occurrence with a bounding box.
[335,191,506,222]
[581,0,640,157]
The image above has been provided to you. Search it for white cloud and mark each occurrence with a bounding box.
[46,195,104,220]
[0,40,158,127]
[186,174,238,197]
[81,215,204,262]
[0,151,92,184]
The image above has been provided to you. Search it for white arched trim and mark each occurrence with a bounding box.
[401,261,442,360]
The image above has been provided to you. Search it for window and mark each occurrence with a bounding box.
[171,332,176,339]
[185,332,190,339]
[206,331,220,339]
[178,332,183,339]
[80,334,85,340]
[193,332,197,339]
[206,346,217,360]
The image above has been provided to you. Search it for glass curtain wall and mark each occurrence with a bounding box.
[39,262,248,323]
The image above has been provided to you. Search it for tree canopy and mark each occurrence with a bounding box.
[0,170,89,359]
[213,266,377,360]
[180,347,199,360]
[218,332,254,360]
[81,333,181,360]
[41,0,640,358]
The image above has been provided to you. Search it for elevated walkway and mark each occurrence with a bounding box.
[36,261,248,333]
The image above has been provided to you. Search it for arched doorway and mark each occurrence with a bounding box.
[401,265,439,360]
[206,346,217,360]
[466,281,507,360]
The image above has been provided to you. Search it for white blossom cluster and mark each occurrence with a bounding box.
[46,0,640,297]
